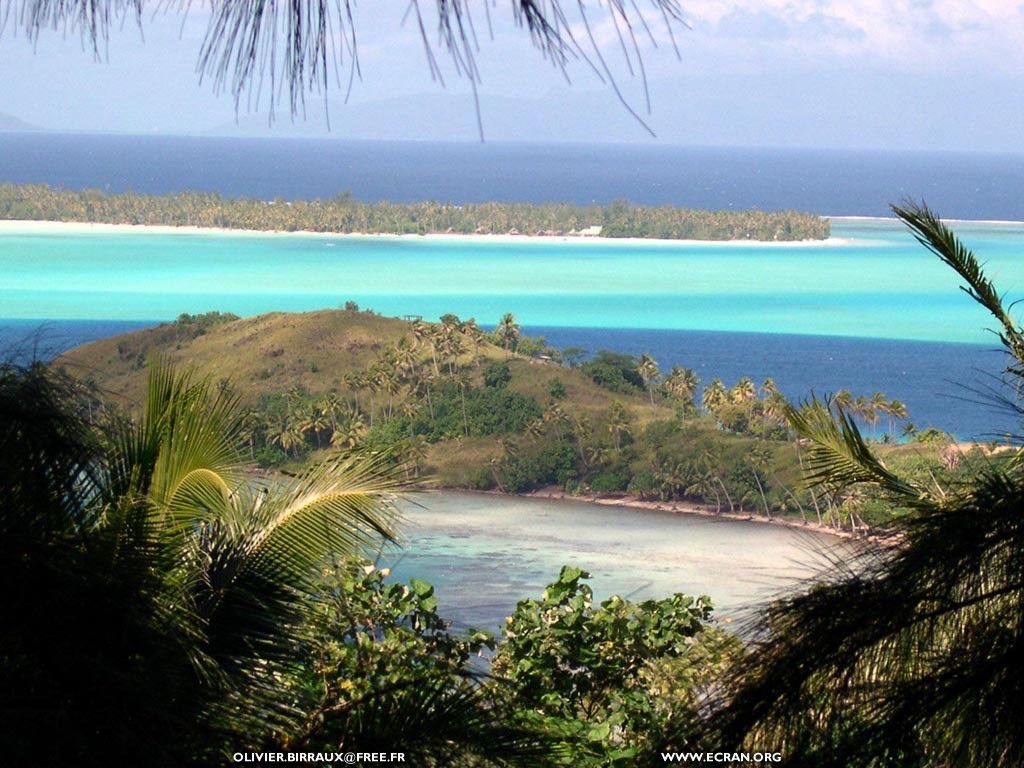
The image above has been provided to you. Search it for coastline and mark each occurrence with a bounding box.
[830,214,1024,227]
[444,485,869,542]
[0,218,849,248]
[248,462,872,542]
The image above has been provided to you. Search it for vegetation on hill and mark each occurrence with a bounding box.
[0,183,830,241]
[58,305,967,533]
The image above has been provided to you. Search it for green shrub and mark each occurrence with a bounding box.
[590,470,630,493]
[580,351,644,394]
[500,440,577,493]
[492,566,736,764]
[483,362,512,389]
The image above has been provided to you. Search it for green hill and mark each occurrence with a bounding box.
[56,308,677,489]
[58,309,428,405]
[56,308,655,419]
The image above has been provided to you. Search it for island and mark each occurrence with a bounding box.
[0,183,830,241]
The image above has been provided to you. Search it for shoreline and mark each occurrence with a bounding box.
[247,463,875,542]
[439,485,870,542]
[0,218,848,248]
[830,214,1024,227]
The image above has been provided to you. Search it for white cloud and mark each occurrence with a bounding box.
[613,0,1016,74]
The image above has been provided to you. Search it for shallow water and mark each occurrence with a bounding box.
[383,492,842,633]
[2,219,1024,344]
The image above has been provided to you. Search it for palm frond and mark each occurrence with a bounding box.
[893,200,1024,369]
[2,360,423,762]
[0,362,103,538]
[174,450,404,695]
[708,465,1024,767]
[243,450,404,590]
[784,397,932,508]
[145,357,244,509]
[10,1,689,137]
[317,678,555,766]
[102,358,242,536]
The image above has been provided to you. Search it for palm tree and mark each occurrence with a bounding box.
[497,312,520,353]
[438,320,465,375]
[330,410,366,450]
[746,445,773,519]
[656,458,691,501]
[664,365,700,415]
[636,353,661,405]
[570,413,592,463]
[392,337,418,377]
[408,317,429,351]
[343,371,365,412]
[526,416,547,441]
[0,359,402,765]
[606,401,632,450]
[702,378,728,419]
[887,398,908,437]
[402,434,429,478]
[686,469,722,512]
[409,368,436,421]
[870,391,889,438]
[730,376,757,404]
[543,401,569,440]
[708,202,1024,768]
[238,408,263,460]
[762,391,790,430]
[453,369,472,437]
[270,415,304,457]
[701,448,735,512]
[317,392,344,431]
[833,388,855,412]
[462,317,486,364]
[299,408,331,448]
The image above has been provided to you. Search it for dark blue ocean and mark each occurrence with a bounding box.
[2,133,1024,218]
[0,319,1016,441]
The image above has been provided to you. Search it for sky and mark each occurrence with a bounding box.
[1,1,1023,151]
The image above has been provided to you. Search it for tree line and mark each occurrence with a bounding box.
[0,184,831,241]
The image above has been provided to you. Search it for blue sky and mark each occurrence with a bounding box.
[1,1,1022,150]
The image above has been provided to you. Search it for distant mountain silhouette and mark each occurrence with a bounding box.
[202,70,1024,152]
[0,112,42,132]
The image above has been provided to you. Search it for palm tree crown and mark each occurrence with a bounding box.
[1,359,403,765]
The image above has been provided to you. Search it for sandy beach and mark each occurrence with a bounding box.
[0,218,851,248]
[462,485,875,541]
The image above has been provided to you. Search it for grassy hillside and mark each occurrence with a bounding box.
[56,308,661,423]
[58,309,432,405]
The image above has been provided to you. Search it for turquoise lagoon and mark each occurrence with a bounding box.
[2,218,1023,344]
[388,492,839,632]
